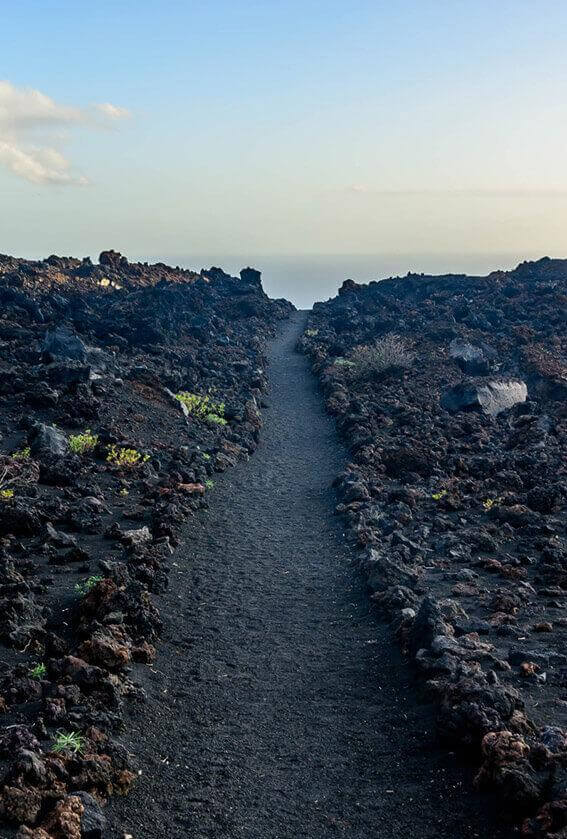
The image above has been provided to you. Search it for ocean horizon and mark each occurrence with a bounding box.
[158,252,543,309]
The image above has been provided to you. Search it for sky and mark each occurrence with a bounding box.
[2,0,567,303]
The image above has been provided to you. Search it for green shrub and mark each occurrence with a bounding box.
[205,413,227,425]
[106,445,149,468]
[75,575,103,596]
[29,663,47,680]
[69,430,98,454]
[12,447,31,460]
[175,392,226,425]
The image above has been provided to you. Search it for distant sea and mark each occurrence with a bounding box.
[162,253,536,309]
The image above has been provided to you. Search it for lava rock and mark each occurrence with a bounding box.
[441,380,528,415]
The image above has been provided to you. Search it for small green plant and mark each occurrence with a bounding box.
[202,453,211,461]
[69,430,98,454]
[205,479,215,490]
[483,497,500,511]
[431,489,448,501]
[305,328,319,337]
[12,447,31,460]
[52,730,85,755]
[75,575,103,596]
[333,357,356,367]
[29,663,47,680]
[205,413,227,425]
[106,445,150,468]
[119,488,129,496]
[175,392,226,425]
[0,489,14,500]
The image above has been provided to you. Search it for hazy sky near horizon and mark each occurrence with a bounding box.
[2,0,567,269]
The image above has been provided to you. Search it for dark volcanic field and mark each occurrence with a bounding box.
[105,312,509,839]
[0,251,291,837]
[0,250,565,839]
[302,258,567,837]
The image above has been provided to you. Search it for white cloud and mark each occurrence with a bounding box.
[0,80,130,185]
[96,102,132,120]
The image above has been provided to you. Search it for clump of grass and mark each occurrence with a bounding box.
[69,430,98,454]
[75,575,103,596]
[305,328,319,337]
[201,453,211,461]
[52,730,85,755]
[0,489,14,501]
[175,392,227,425]
[29,662,47,680]
[106,445,150,468]
[344,336,415,382]
[205,479,215,490]
[12,447,31,460]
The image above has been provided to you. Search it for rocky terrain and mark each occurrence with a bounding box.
[300,257,567,836]
[0,250,292,837]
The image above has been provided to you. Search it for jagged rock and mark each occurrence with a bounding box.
[45,362,91,387]
[29,423,68,458]
[99,249,128,268]
[71,791,106,839]
[441,380,527,415]
[449,338,496,375]
[42,326,87,362]
[122,526,152,548]
[407,597,453,657]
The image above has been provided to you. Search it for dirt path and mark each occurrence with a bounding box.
[107,312,510,839]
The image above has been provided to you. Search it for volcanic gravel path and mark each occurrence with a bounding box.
[107,312,510,839]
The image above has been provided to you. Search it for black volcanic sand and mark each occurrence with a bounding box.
[106,313,510,839]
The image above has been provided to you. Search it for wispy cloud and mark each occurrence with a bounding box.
[0,80,131,185]
[95,102,132,120]
[344,185,567,197]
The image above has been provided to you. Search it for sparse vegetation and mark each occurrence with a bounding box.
[202,452,211,461]
[333,357,355,368]
[205,479,215,490]
[69,430,98,454]
[75,575,103,596]
[52,730,85,755]
[205,413,227,425]
[483,497,500,511]
[12,447,31,460]
[106,445,150,468]
[29,663,47,680]
[0,453,38,495]
[431,489,448,501]
[305,328,319,337]
[344,335,415,381]
[175,392,227,425]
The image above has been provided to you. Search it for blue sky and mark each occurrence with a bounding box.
[3,0,567,271]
